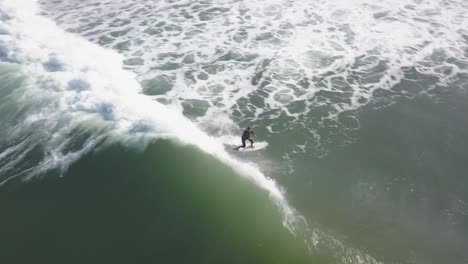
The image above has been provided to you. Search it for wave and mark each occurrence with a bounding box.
[0,0,302,232]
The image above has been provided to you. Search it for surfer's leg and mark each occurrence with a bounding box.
[233,138,245,151]
[248,138,254,147]
[234,138,246,150]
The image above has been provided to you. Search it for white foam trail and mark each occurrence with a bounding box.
[37,0,468,159]
[0,0,300,229]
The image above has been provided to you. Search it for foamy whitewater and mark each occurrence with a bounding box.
[37,0,468,145]
[1,0,468,263]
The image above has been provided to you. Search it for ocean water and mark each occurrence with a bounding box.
[1,0,467,263]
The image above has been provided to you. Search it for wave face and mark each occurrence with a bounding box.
[2,0,468,263]
[0,140,318,264]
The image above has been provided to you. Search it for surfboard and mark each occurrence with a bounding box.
[228,141,268,152]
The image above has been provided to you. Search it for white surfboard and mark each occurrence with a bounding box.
[228,141,268,152]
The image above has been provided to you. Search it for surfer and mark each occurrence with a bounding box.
[235,127,255,150]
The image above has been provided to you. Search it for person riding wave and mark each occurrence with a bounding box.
[235,127,255,150]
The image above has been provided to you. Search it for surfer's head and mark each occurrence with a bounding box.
[247,127,251,131]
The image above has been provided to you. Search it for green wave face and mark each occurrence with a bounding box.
[0,140,323,264]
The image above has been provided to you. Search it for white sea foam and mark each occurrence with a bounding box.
[37,0,468,158]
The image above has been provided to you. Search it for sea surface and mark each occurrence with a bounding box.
[1,0,468,263]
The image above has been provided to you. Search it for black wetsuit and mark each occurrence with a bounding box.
[241,130,254,148]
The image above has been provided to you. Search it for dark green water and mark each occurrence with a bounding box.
[0,140,322,264]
